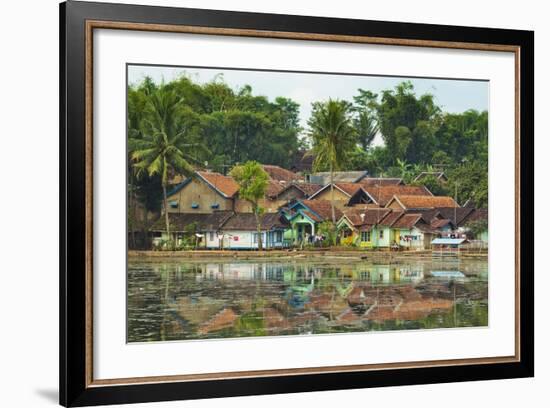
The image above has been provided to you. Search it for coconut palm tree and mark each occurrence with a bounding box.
[308,99,357,225]
[229,161,269,250]
[129,86,195,239]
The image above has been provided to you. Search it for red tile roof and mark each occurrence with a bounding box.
[363,185,432,206]
[434,207,475,226]
[197,171,240,198]
[300,200,343,222]
[309,182,364,199]
[301,209,322,223]
[272,182,322,199]
[378,211,405,227]
[335,183,364,196]
[295,183,323,196]
[389,195,459,210]
[431,218,453,229]
[262,165,303,182]
[461,208,488,225]
[265,180,288,198]
[392,213,423,229]
[342,208,391,227]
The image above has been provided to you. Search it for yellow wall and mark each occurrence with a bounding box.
[277,186,307,202]
[234,198,285,213]
[312,188,350,208]
[166,179,233,214]
[387,200,403,210]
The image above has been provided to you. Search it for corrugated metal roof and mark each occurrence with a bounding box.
[431,238,467,245]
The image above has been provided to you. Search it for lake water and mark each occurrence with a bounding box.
[127,257,488,343]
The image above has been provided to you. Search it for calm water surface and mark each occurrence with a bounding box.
[127,257,488,342]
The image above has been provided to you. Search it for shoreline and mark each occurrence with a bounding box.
[128,249,488,262]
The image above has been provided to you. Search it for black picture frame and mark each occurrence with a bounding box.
[60,1,534,406]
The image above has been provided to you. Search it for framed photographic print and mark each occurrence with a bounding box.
[59,0,534,406]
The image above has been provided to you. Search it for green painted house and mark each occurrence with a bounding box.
[281,200,343,244]
[336,207,392,248]
[337,207,438,250]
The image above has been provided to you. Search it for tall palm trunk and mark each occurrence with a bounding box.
[129,181,136,249]
[254,205,263,250]
[329,162,337,246]
[329,162,335,223]
[162,183,170,239]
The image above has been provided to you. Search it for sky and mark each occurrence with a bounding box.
[128,64,489,146]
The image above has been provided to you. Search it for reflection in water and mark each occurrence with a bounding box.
[127,258,488,342]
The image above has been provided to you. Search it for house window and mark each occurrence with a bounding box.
[191,202,199,209]
[360,271,370,280]
[275,231,283,242]
[209,232,214,241]
[253,233,259,243]
[211,203,220,209]
[169,201,178,209]
[379,230,384,239]
[361,231,371,242]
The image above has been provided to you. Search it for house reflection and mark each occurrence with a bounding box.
[195,262,427,285]
[127,259,488,342]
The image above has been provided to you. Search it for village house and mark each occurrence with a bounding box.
[149,211,234,247]
[337,208,392,247]
[150,211,290,250]
[267,182,322,203]
[234,180,288,213]
[211,213,289,250]
[165,168,312,216]
[234,180,322,214]
[307,183,365,208]
[310,183,433,208]
[165,171,239,214]
[459,208,488,243]
[358,185,433,207]
[281,200,343,244]
[337,207,438,250]
[388,213,437,250]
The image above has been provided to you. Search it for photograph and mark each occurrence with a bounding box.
[55,1,535,405]
[126,64,489,343]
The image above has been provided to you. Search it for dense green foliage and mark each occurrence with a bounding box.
[346,82,489,207]
[129,75,302,174]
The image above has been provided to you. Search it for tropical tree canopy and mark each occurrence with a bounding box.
[308,99,357,227]
[308,99,357,173]
[229,161,269,205]
[129,86,196,184]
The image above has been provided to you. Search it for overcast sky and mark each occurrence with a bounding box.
[128,64,488,145]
